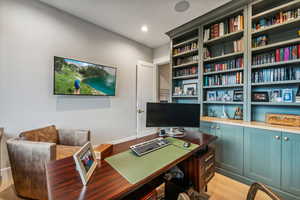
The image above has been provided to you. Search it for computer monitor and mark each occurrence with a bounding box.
[146,103,200,128]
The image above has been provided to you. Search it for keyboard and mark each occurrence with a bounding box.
[130,138,171,156]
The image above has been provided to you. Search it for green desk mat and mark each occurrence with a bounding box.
[105,137,198,184]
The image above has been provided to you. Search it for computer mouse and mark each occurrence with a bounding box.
[183,142,191,148]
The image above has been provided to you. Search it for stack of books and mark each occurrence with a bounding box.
[204,57,244,73]
[234,38,244,52]
[252,44,300,65]
[203,15,244,41]
[175,55,198,66]
[174,66,198,77]
[252,66,300,83]
[253,8,300,31]
[173,42,198,56]
[204,72,243,86]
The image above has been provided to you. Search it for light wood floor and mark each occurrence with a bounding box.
[0,171,272,200]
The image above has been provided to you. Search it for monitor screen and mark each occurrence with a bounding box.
[54,56,117,96]
[146,103,200,128]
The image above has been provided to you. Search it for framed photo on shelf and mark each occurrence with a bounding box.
[271,89,282,102]
[207,91,217,101]
[183,83,197,96]
[282,89,293,103]
[252,91,269,102]
[223,91,233,102]
[73,142,97,185]
[233,90,243,102]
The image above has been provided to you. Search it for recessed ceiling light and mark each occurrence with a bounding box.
[141,25,148,32]
[175,0,190,12]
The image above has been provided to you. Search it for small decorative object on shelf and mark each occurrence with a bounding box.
[266,113,300,127]
[252,35,268,48]
[223,91,233,102]
[252,91,269,102]
[296,86,300,103]
[282,89,293,102]
[233,90,243,102]
[207,91,217,101]
[183,83,197,96]
[208,108,217,117]
[298,30,300,37]
[221,105,229,119]
[271,89,282,102]
[174,87,183,96]
[233,107,243,120]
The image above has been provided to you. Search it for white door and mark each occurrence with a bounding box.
[136,61,157,137]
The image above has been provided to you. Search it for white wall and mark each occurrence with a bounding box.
[0,0,153,145]
[153,43,170,63]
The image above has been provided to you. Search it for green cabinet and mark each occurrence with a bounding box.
[281,132,300,196]
[244,128,281,188]
[215,124,244,175]
[199,121,216,136]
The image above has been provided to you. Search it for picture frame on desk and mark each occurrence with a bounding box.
[282,89,293,103]
[252,91,269,102]
[73,142,97,185]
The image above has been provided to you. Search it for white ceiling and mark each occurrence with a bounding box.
[38,0,231,48]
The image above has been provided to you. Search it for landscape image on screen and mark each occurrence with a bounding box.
[54,57,116,96]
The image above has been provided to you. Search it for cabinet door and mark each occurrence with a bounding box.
[199,121,215,136]
[244,128,281,188]
[215,123,244,175]
[281,132,300,196]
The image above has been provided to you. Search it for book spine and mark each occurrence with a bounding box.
[298,44,300,58]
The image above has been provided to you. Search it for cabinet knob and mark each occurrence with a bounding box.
[275,136,280,140]
[216,126,220,129]
[284,137,289,141]
[211,126,215,129]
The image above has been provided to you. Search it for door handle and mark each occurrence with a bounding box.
[137,109,144,114]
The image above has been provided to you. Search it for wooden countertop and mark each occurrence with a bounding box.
[46,131,216,200]
[201,117,300,134]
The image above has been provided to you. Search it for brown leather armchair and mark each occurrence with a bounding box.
[6,125,90,200]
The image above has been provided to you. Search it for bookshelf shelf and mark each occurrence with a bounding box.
[172,95,198,98]
[173,37,198,48]
[203,51,244,63]
[173,61,198,69]
[203,101,244,105]
[251,38,300,53]
[204,68,243,75]
[204,30,244,45]
[173,74,198,80]
[251,102,300,106]
[251,59,300,69]
[203,84,244,89]
[173,49,198,58]
[252,17,300,36]
[252,80,300,86]
[252,0,300,20]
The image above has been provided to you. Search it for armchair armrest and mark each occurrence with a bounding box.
[6,138,56,200]
[58,129,90,146]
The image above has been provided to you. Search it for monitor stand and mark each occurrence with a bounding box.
[166,128,185,138]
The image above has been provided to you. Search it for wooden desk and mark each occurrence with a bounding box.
[46,131,216,200]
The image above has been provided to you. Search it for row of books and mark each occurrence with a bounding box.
[173,42,198,56]
[252,44,300,65]
[174,66,198,77]
[204,72,243,86]
[203,15,244,41]
[204,57,244,73]
[252,35,267,48]
[252,67,300,83]
[174,55,198,66]
[203,38,244,60]
[253,8,300,31]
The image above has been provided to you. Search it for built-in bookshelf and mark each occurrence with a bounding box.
[249,0,300,122]
[201,8,247,120]
[171,29,199,104]
[168,0,300,123]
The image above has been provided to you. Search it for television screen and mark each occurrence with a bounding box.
[54,56,117,96]
[146,103,200,128]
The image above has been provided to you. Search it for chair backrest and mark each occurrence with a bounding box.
[246,183,282,200]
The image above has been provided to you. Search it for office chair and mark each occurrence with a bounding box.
[246,183,282,200]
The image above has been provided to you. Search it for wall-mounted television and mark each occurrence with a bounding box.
[54,56,117,96]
